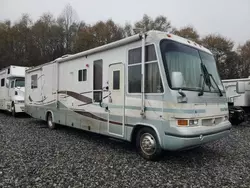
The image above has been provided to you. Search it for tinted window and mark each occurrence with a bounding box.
[128,47,141,65]
[78,69,87,82]
[145,63,163,93]
[128,65,141,93]
[15,79,25,87]
[31,74,38,89]
[128,44,163,93]
[78,70,82,81]
[145,45,157,62]
[1,78,5,87]
[93,60,103,102]
[113,71,120,90]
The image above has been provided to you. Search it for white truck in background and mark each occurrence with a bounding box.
[0,66,28,116]
[222,77,250,125]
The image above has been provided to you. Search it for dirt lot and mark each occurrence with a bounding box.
[1,112,250,188]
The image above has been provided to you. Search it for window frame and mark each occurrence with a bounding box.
[127,43,165,95]
[31,74,38,89]
[78,69,87,82]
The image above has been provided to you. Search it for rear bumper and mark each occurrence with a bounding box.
[162,121,231,150]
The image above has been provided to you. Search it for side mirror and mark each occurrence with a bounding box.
[171,72,184,88]
[236,81,245,94]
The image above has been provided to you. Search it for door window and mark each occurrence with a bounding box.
[93,60,103,102]
[31,74,38,89]
[113,71,120,90]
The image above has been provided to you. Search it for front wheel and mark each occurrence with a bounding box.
[11,103,16,117]
[136,127,162,161]
[47,112,56,129]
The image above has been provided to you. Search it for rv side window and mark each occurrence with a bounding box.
[1,78,5,87]
[113,71,120,90]
[31,74,38,89]
[128,47,142,65]
[78,69,87,82]
[7,68,10,74]
[93,60,103,102]
[128,44,163,93]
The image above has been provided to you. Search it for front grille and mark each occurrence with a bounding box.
[202,117,223,126]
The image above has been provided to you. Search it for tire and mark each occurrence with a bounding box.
[136,127,162,161]
[47,112,56,129]
[11,103,16,117]
[229,106,245,125]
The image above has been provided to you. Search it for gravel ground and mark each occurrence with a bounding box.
[1,112,250,188]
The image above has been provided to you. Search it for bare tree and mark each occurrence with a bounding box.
[59,4,78,53]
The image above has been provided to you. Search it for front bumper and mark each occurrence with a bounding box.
[162,121,231,150]
[14,103,25,113]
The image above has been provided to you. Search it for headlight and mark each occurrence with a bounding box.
[189,119,199,126]
[177,119,199,126]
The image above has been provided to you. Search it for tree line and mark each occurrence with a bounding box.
[0,4,249,79]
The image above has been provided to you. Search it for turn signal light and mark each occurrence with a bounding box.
[177,119,188,126]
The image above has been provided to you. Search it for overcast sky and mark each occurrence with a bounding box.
[1,0,250,45]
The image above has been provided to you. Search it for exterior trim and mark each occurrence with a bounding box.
[164,128,231,138]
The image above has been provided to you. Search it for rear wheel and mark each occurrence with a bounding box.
[47,112,56,129]
[136,127,162,161]
[11,102,16,117]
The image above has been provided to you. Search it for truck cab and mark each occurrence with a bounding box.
[0,66,28,116]
[8,77,25,115]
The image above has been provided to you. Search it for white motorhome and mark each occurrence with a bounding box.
[223,77,250,107]
[0,66,28,116]
[25,31,231,160]
[222,77,250,124]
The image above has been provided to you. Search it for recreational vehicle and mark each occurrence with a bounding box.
[222,77,250,124]
[0,66,28,116]
[25,30,231,160]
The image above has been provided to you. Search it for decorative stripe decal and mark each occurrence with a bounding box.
[165,128,231,138]
[58,90,92,103]
[94,103,206,114]
[74,110,128,126]
[28,95,47,103]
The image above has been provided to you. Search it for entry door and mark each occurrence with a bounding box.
[9,80,15,98]
[108,63,125,137]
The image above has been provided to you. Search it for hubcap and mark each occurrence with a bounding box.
[140,133,156,155]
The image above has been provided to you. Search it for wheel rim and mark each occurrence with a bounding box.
[48,114,53,127]
[140,133,156,155]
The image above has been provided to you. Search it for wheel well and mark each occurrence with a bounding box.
[46,111,52,121]
[131,125,155,144]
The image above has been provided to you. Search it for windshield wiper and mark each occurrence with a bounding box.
[198,63,223,97]
[209,73,223,96]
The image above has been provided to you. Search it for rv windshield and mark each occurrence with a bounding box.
[15,78,25,87]
[160,40,224,92]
